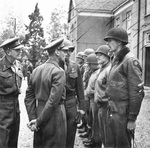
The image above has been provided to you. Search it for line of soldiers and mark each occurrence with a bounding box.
[0,27,145,148]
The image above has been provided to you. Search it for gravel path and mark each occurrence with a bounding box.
[18,79,150,148]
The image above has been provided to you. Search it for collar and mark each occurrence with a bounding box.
[114,47,130,63]
[46,57,60,68]
[1,56,13,71]
[101,61,110,69]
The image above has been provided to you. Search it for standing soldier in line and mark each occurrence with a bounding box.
[79,48,95,138]
[103,27,144,148]
[75,51,85,76]
[0,37,24,148]
[94,45,111,147]
[24,38,67,148]
[83,53,102,147]
[62,39,85,148]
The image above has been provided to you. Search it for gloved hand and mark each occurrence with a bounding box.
[74,110,85,124]
[27,119,39,132]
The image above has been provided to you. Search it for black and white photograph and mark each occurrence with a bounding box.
[0,0,150,148]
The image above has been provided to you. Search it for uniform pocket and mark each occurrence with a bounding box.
[69,72,77,78]
[0,71,12,78]
[0,71,14,88]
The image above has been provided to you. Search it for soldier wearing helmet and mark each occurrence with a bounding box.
[83,48,95,62]
[61,39,85,148]
[76,52,85,76]
[81,53,103,147]
[82,48,95,89]
[78,48,95,139]
[103,27,144,148]
[93,45,111,147]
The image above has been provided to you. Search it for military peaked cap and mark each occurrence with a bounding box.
[0,37,23,50]
[44,38,64,53]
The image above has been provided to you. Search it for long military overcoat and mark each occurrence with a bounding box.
[25,57,66,148]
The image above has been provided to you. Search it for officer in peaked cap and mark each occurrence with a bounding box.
[25,37,67,148]
[0,37,23,50]
[0,37,24,147]
[44,38,65,69]
[44,38,64,53]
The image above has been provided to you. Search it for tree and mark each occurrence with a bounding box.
[0,14,26,58]
[23,3,46,68]
[46,7,69,42]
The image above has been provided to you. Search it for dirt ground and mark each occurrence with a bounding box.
[18,79,150,148]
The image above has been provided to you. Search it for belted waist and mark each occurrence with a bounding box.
[66,92,76,98]
[37,99,64,106]
[108,100,128,113]
[0,93,18,101]
[108,99,129,106]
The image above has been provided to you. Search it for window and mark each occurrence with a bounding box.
[146,32,150,44]
[126,11,131,34]
[145,0,150,15]
[115,17,120,27]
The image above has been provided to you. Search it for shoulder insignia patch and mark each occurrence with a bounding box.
[133,60,139,66]
[133,60,142,71]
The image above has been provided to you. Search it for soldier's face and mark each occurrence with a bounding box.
[58,50,65,62]
[105,38,119,52]
[62,50,71,60]
[76,58,84,65]
[96,53,109,65]
[10,48,22,60]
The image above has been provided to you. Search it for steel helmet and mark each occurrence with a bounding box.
[86,53,98,64]
[62,38,75,52]
[83,48,95,57]
[95,45,110,58]
[104,27,128,45]
[76,52,84,60]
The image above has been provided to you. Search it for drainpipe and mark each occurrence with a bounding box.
[137,0,141,59]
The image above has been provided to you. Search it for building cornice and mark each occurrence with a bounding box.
[77,9,113,17]
[113,0,134,16]
[78,12,113,17]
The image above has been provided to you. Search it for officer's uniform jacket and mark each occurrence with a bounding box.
[106,47,144,121]
[0,56,23,146]
[0,56,23,96]
[65,60,85,110]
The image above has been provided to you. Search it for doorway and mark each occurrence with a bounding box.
[145,47,150,86]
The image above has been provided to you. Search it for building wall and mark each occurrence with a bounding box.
[76,15,112,52]
[68,5,78,61]
[139,0,150,85]
[114,4,139,57]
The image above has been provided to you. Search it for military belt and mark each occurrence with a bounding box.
[108,100,128,113]
[0,94,18,101]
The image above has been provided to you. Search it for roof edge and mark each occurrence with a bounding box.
[113,0,133,14]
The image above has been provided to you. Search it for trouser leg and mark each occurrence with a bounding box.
[8,113,20,148]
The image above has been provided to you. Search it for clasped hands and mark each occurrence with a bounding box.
[27,119,39,132]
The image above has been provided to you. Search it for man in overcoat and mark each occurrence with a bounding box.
[24,38,67,148]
